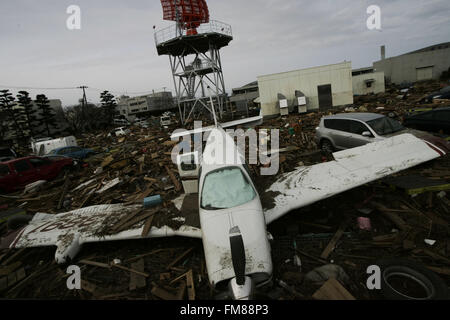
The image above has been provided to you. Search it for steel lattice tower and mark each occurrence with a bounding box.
[155,0,233,124]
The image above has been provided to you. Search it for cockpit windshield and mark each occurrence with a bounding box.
[201,167,256,210]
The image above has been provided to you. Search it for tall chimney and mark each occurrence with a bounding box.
[381,45,386,60]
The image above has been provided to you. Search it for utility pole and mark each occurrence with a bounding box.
[78,86,88,132]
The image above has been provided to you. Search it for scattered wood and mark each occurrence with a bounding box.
[167,247,194,270]
[124,249,166,264]
[278,280,304,298]
[1,248,26,267]
[151,284,178,300]
[129,259,147,291]
[176,281,187,300]
[0,261,22,276]
[296,249,327,264]
[57,177,71,210]
[320,222,347,259]
[186,269,195,301]
[160,273,171,281]
[165,165,182,192]
[312,278,355,300]
[79,259,111,269]
[113,263,149,278]
[372,202,410,231]
[141,214,154,237]
[426,266,450,276]
[419,248,450,265]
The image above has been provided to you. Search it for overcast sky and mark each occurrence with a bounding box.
[0,0,449,106]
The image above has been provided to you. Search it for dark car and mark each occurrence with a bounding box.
[403,107,450,135]
[47,146,95,160]
[421,86,450,103]
[0,156,74,193]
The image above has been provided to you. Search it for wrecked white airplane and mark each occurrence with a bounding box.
[1,122,447,300]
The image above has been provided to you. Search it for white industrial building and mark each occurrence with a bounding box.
[373,43,450,84]
[116,91,175,121]
[257,61,354,117]
[352,67,385,95]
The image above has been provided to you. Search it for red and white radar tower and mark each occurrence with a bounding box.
[155,0,233,124]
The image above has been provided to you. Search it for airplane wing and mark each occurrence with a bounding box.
[1,203,201,263]
[263,133,445,224]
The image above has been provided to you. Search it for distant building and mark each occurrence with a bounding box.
[116,91,175,121]
[229,81,259,115]
[352,67,385,95]
[373,42,450,84]
[257,61,353,117]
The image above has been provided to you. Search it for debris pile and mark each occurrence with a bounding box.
[0,81,449,300]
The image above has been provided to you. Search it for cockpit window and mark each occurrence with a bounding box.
[201,167,256,210]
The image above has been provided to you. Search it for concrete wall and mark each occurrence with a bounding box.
[352,71,385,95]
[257,62,353,117]
[373,47,450,84]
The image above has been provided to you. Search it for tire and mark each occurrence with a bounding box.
[7,215,33,230]
[377,258,448,300]
[320,139,335,154]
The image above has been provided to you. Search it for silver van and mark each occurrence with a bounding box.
[314,113,407,152]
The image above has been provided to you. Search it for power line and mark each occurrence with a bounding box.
[0,85,169,96]
[0,85,78,90]
[88,87,167,96]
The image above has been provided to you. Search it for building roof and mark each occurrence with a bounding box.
[229,91,259,103]
[403,42,450,56]
[232,81,258,92]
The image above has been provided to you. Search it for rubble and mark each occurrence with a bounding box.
[0,81,449,300]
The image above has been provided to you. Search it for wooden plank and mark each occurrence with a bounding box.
[296,249,327,264]
[320,223,347,260]
[372,202,409,231]
[165,166,182,191]
[141,214,154,237]
[124,249,166,264]
[167,247,194,270]
[0,261,22,276]
[79,259,111,269]
[427,266,450,276]
[110,209,143,232]
[169,271,189,285]
[113,210,155,233]
[420,249,450,265]
[176,281,187,300]
[186,269,195,301]
[1,248,25,266]
[78,191,95,209]
[113,264,149,278]
[57,177,71,210]
[312,278,355,300]
[151,285,178,300]
[129,259,147,291]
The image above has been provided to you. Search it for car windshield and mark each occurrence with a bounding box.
[201,167,256,210]
[366,117,404,136]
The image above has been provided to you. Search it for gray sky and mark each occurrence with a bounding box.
[0,0,449,106]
